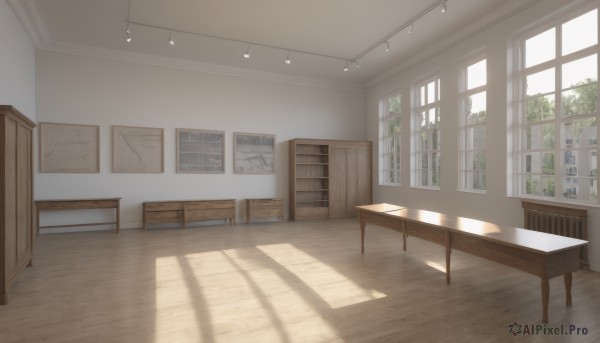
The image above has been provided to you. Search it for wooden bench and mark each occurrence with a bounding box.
[143,199,235,230]
[35,198,121,233]
[356,203,588,324]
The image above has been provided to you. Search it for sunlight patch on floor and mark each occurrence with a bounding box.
[424,259,447,273]
[154,249,340,343]
[256,243,386,309]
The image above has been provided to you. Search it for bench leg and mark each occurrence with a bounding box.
[360,221,366,253]
[445,232,452,284]
[541,278,549,323]
[564,272,572,306]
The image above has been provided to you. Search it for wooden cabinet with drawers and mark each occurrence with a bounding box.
[245,198,284,223]
[143,199,235,229]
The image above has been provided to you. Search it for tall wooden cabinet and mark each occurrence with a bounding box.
[0,106,35,305]
[289,139,372,221]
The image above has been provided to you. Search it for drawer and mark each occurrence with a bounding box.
[186,208,234,221]
[146,210,183,223]
[249,198,282,207]
[251,207,282,217]
[185,200,234,210]
[145,202,183,211]
[296,207,328,218]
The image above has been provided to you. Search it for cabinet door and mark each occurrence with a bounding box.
[355,146,372,207]
[329,146,347,218]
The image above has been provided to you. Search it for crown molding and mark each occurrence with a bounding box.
[7,0,365,93]
[366,0,543,90]
[6,0,48,46]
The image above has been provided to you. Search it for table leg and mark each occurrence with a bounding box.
[360,221,366,253]
[445,231,451,284]
[541,278,550,323]
[116,204,120,233]
[36,206,40,235]
[402,220,407,252]
[564,273,572,306]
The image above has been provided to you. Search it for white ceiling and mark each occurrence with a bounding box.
[11,0,538,86]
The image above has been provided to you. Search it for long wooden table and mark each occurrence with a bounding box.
[36,198,121,234]
[356,203,589,323]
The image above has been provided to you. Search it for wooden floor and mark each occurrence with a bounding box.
[0,219,598,343]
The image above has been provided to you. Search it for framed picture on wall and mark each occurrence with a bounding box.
[112,125,164,173]
[233,132,275,174]
[176,128,225,173]
[39,122,100,173]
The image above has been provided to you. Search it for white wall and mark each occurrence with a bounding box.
[35,50,365,229]
[366,0,600,271]
[0,0,36,119]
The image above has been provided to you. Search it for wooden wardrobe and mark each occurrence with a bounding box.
[289,138,372,221]
[0,106,35,305]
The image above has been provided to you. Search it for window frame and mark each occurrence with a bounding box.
[459,54,488,193]
[379,89,402,186]
[512,4,599,205]
[412,74,441,189]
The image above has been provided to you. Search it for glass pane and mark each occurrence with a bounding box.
[527,152,542,173]
[427,81,436,104]
[428,108,436,127]
[465,92,487,124]
[525,28,556,68]
[526,68,555,96]
[467,59,487,90]
[419,131,428,150]
[524,94,555,122]
[541,176,555,196]
[561,84,598,117]
[466,126,486,150]
[542,151,555,175]
[562,54,597,89]
[524,124,554,150]
[525,174,541,195]
[388,95,401,114]
[542,124,555,150]
[432,129,440,150]
[560,177,579,199]
[561,118,597,147]
[432,153,440,187]
[562,9,598,56]
[420,85,426,106]
[419,111,427,129]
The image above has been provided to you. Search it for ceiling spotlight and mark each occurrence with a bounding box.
[441,1,447,13]
[243,45,250,59]
[285,51,291,64]
[168,32,174,46]
[125,25,132,43]
[384,41,390,52]
[409,23,414,34]
[343,61,349,72]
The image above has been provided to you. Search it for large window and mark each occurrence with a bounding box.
[514,7,598,204]
[413,76,441,188]
[460,57,487,192]
[379,91,402,185]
